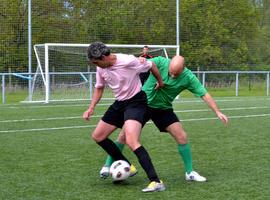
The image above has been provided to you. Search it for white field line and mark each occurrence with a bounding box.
[174,106,270,113]
[0,115,102,123]
[1,106,270,123]
[0,103,111,109]
[0,113,270,133]
[1,97,269,109]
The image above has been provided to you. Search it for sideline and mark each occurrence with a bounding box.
[1,113,269,133]
[1,106,270,123]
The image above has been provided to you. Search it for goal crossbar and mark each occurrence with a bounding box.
[35,43,179,49]
[30,43,179,103]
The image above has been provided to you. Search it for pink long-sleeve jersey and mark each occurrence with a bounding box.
[95,54,152,101]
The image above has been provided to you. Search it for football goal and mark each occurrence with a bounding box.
[27,43,179,103]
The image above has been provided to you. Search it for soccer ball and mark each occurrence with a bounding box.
[110,160,131,181]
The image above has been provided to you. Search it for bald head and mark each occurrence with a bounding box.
[169,55,185,78]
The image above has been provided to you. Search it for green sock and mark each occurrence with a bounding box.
[104,141,125,167]
[178,143,193,173]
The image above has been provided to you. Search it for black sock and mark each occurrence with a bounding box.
[134,146,160,182]
[97,138,130,165]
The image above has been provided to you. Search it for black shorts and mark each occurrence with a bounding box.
[139,71,150,85]
[102,91,148,128]
[146,107,179,132]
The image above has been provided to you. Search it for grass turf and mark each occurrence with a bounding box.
[0,96,270,199]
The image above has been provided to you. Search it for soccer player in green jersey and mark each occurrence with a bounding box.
[100,55,229,189]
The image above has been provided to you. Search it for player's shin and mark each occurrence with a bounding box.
[134,146,160,182]
[104,141,125,167]
[97,138,130,164]
[178,143,193,173]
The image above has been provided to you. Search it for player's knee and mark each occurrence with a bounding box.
[91,133,98,142]
[118,133,126,144]
[91,131,104,142]
[176,134,187,144]
[170,130,187,144]
[125,141,140,151]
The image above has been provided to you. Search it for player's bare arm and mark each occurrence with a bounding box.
[201,92,229,125]
[83,87,104,120]
[149,62,164,89]
[138,57,163,89]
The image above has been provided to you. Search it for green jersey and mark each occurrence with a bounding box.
[142,56,207,109]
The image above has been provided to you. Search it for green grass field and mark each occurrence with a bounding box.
[1,81,269,103]
[1,96,270,199]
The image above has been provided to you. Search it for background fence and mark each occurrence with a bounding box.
[1,71,269,104]
[1,0,270,74]
[1,1,270,104]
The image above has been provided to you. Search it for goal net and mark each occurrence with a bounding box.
[27,43,179,103]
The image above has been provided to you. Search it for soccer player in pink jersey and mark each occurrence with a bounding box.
[83,42,165,192]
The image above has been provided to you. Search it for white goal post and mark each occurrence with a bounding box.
[28,43,179,103]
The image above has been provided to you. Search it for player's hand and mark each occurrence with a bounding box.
[216,111,229,125]
[83,108,94,121]
[138,57,146,63]
[154,80,164,90]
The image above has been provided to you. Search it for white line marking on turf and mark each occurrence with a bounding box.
[1,97,269,109]
[182,113,270,121]
[0,103,110,109]
[1,113,269,133]
[1,106,270,123]
[0,125,94,133]
[0,115,102,123]
[174,106,270,113]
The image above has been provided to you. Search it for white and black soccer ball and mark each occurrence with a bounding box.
[110,160,131,181]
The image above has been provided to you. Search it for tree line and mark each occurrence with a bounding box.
[0,0,270,72]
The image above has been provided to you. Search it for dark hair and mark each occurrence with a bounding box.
[87,42,110,60]
[143,45,149,49]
